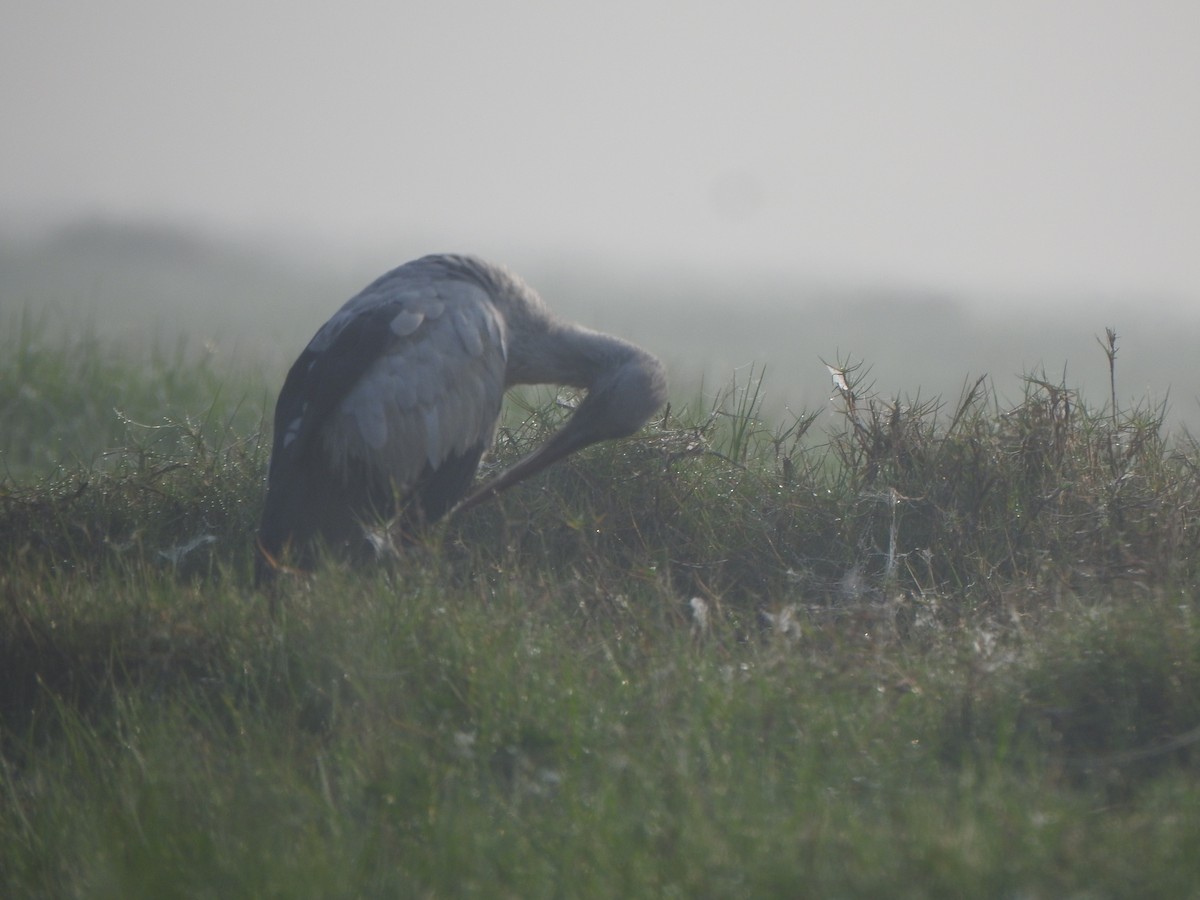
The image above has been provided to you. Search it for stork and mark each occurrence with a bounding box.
[256,253,667,580]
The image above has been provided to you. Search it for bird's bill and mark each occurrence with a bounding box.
[454,425,586,514]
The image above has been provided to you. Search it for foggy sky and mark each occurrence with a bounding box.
[3,1,1199,306]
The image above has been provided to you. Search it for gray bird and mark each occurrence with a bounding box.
[256,253,667,579]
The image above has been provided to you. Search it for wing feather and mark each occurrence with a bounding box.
[422,404,443,466]
[312,276,507,494]
[389,309,426,337]
[452,306,485,356]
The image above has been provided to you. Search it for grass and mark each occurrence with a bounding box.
[3,318,1200,897]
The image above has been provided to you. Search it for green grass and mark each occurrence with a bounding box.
[3,321,1200,897]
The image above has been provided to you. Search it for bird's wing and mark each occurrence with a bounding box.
[269,270,507,494]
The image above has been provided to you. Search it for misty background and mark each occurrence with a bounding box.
[3,2,1199,425]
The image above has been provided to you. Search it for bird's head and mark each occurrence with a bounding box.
[455,345,667,513]
[566,345,668,444]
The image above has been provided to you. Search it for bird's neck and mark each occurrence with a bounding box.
[505,320,639,391]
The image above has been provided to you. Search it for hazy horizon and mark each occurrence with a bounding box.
[5,216,1198,431]
[3,2,1199,311]
[5,3,1200,425]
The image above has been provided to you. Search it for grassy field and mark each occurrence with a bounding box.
[3,318,1200,897]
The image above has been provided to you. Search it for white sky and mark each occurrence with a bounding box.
[3,1,1199,305]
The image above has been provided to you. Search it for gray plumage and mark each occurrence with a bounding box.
[256,253,667,578]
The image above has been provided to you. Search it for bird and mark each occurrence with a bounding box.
[256,253,668,580]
